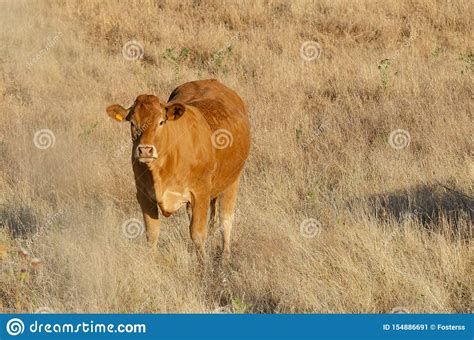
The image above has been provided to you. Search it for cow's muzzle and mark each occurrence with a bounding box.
[136,144,158,163]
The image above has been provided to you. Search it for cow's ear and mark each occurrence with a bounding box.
[106,104,128,122]
[164,103,186,121]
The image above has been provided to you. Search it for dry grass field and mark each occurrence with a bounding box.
[0,0,472,313]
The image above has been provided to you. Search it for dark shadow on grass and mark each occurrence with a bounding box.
[0,202,39,237]
[366,183,473,236]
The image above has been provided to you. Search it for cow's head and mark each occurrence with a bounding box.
[106,95,185,164]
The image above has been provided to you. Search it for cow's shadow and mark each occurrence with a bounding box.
[365,183,473,235]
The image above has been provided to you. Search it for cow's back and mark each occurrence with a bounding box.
[168,79,250,197]
[167,79,245,114]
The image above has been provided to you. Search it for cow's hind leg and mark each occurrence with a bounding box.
[137,192,160,249]
[208,197,218,235]
[190,195,210,260]
[219,177,241,257]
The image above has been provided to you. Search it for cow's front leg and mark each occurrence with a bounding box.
[137,192,160,249]
[189,195,210,260]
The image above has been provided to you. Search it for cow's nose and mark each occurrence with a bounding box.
[137,144,157,160]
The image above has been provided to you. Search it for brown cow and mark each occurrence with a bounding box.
[106,79,251,259]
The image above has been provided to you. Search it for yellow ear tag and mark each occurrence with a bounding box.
[114,114,124,121]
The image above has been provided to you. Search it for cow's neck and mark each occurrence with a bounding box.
[147,119,191,202]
